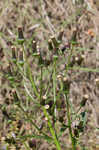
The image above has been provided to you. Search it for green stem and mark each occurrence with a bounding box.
[22,45,40,99]
[64,43,76,149]
[43,107,61,150]
[53,58,57,120]
[24,142,31,150]
[65,94,76,150]
[40,66,43,102]
[65,43,74,72]
[28,66,40,99]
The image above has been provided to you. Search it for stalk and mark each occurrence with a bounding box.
[65,93,76,150]
[40,65,43,102]
[43,107,61,150]
[53,56,57,122]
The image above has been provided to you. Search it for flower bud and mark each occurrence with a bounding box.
[63,77,71,91]
[18,26,24,39]
[17,26,25,45]
[18,48,24,65]
[11,46,17,63]
[32,40,37,53]
[95,78,99,88]
[44,104,49,110]
[48,39,53,51]
[51,36,60,48]
[57,74,63,81]
[75,54,85,65]
[33,45,40,56]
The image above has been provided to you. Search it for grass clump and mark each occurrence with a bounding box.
[0,26,90,150]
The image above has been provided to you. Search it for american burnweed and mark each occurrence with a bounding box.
[2,26,89,150]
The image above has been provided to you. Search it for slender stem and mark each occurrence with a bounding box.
[40,66,43,102]
[28,66,40,99]
[64,43,76,149]
[22,45,29,109]
[22,45,40,99]
[65,94,76,150]
[43,107,61,150]
[24,142,31,150]
[65,44,74,72]
[53,59,57,120]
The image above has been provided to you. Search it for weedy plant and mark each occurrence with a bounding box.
[1,26,89,150]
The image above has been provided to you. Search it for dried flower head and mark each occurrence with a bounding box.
[63,77,71,91]
[32,40,37,52]
[18,48,24,66]
[18,26,24,39]
[11,46,17,63]
[48,39,53,51]
[44,104,49,110]
[50,36,60,48]
[95,78,99,87]
[42,95,47,100]
[57,74,63,80]
[17,26,25,45]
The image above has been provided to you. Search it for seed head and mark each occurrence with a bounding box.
[18,26,24,39]
[44,104,49,110]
